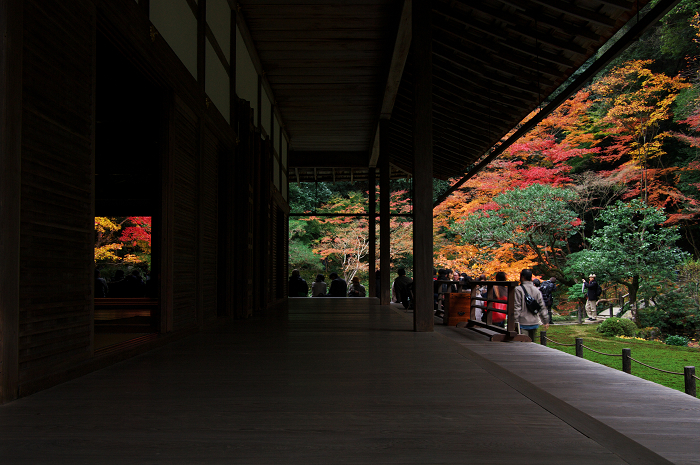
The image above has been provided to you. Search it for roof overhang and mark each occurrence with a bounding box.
[237,0,680,184]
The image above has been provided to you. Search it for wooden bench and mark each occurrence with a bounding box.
[94,298,159,333]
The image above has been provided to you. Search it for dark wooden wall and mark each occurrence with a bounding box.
[0,0,290,403]
[172,97,199,331]
[0,0,24,403]
[18,0,96,394]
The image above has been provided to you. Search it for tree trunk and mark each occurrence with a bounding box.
[628,275,640,325]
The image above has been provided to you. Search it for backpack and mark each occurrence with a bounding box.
[521,286,541,314]
[540,281,554,306]
[595,285,603,299]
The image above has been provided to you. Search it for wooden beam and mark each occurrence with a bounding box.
[413,0,433,332]
[368,167,376,298]
[288,150,368,168]
[379,120,391,306]
[197,0,206,89]
[0,0,22,404]
[531,0,618,28]
[370,0,411,167]
[381,0,411,119]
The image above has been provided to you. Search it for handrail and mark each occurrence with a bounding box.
[452,281,527,342]
[540,333,697,397]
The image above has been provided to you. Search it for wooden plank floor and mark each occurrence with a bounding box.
[434,321,700,465]
[0,298,696,464]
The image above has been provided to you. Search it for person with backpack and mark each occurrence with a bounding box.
[539,277,557,324]
[583,273,601,321]
[513,269,548,337]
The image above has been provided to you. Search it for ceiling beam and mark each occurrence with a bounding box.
[369,0,412,167]
[289,150,369,168]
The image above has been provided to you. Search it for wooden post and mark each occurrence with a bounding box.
[622,348,632,374]
[230,6,237,131]
[198,1,206,83]
[540,331,547,346]
[412,0,433,332]
[485,285,493,325]
[684,366,696,397]
[610,302,614,318]
[368,167,377,299]
[506,282,516,334]
[139,0,150,16]
[0,0,22,404]
[575,338,583,358]
[379,120,391,305]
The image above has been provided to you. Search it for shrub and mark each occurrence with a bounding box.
[636,326,661,341]
[638,287,700,338]
[596,317,638,337]
[664,335,689,346]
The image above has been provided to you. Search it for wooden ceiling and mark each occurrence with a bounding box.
[238,0,676,183]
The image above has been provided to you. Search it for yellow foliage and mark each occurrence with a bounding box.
[95,217,120,235]
[94,243,122,261]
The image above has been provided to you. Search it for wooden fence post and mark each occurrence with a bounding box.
[575,338,583,357]
[540,331,547,346]
[622,348,632,374]
[685,366,696,397]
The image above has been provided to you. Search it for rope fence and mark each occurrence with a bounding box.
[540,332,697,398]
[542,336,575,347]
[581,345,621,357]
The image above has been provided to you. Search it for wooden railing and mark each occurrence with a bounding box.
[436,280,531,342]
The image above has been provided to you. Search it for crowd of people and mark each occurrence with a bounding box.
[288,269,366,298]
[289,267,602,337]
[94,268,149,298]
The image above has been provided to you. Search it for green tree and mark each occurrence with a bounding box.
[455,184,581,283]
[566,199,689,323]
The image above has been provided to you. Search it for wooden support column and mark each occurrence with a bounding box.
[161,96,175,333]
[379,119,391,306]
[0,0,22,404]
[219,4,237,318]
[368,167,377,298]
[412,0,433,332]
[195,0,206,326]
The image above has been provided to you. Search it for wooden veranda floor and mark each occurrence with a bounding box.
[0,298,698,464]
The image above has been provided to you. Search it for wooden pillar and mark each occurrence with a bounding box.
[0,0,22,404]
[412,0,433,332]
[235,100,253,318]
[368,167,377,299]
[195,0,206,326]
[161,95,175,333]
[379,120,391,305]
[197,0,206,89]
[219,4,237,317]
[139,0,150,16]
